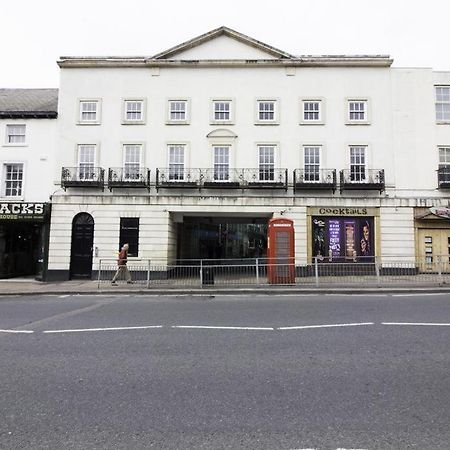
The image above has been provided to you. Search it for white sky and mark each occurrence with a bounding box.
[2,0,450,88]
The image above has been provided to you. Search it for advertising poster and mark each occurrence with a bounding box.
[312,216,374,262]
[328,220,341,260]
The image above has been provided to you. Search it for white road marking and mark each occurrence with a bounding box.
[0,329,34,334]
[58,295,70,298]
[43,325,163,333]
[171,325,275,331]
[278,322,374,330]
[382,322,450,327]
[392,293,448,297]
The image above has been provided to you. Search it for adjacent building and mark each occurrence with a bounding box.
[3,27,445,280]
[0,89,58,279]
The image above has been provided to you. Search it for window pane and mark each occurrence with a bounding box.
[170,101,186,120]
[78,145,95,180]
[214,101,230,120]
[168,145,185,180]
[214,146,229,180]
[303,102,320,121]
[80,101,97,121]
[350,146,366,181]
[6,125,26,143]
[124,145,141,179]
[439,147,450,164]
[4,164,23,196]
[304,146,320,181]
[349,101,366,120]
[258,101,275,120]
[125,101,142,121]
[259,146,275,181]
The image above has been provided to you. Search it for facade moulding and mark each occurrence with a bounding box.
[57,57,393,69]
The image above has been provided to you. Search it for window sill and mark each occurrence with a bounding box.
[299,121,325,126]
[2,143,28,147]
[121,121,146,125]
[254,122,279,126]
[165,121,190,125]
[77,122,101,126]
[210,121,234,126]
[0,196,24,201]
[345,121,371,126]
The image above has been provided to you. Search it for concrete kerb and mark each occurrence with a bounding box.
[2,280,450,297]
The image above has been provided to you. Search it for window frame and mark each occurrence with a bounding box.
[212,145,231,181]
[167,143,187,181]
[122,143,143,180]
[78,99,101,125]
[255,99,279,125]
[435,86,450,124]
[4,124,26,146]
[166,98,190,125]
[438,146,450,166]
[77,144,97,180]
[303,145,322,182]
[257,144,277,181]
[349,145,368,182]
[119,217,139,258]
[2,162,25,198]
[300,99,324,125]
[346,98,370,125]
[210,98,234,125]
[122,99,146,125]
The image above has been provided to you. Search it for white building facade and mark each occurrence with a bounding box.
[47,27,450,280]
[0,89,58,279]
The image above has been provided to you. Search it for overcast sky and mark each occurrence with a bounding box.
[2,0,450,88]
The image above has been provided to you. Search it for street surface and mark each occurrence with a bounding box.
[1,293,450,449]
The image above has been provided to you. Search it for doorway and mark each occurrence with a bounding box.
[69,213,94,279]
[178,217,268,261]
[418,228,450,272]
[0,222,41,278]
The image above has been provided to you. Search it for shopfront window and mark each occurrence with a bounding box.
[312,216,374,262]
[179,217,268,260]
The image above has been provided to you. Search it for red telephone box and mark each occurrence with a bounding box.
[267,218,295,284]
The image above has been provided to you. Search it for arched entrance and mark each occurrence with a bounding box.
[69,213,94,279]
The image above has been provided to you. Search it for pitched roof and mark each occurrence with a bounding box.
[0,88,58,118]
[151,26,294,60]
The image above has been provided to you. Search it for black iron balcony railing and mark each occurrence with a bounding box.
[108,167,150,191]
[437,166,450,189]
[156,168,288,190]
[156,168,202,190]
[200,168,244,188]
[339,169,385,192]
[61,167,105,190]
[293,169,337,192]
[241,168,288,189]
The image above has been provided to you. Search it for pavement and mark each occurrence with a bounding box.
[2,277,450,296]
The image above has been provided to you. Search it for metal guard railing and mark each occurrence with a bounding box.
[97,256,450,288]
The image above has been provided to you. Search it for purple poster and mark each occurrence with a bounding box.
[328,220,341,259]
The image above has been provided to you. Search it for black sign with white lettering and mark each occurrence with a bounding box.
[0,203,50,221]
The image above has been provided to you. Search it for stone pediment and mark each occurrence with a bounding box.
[206,129,238,139]
[152,26,293,61]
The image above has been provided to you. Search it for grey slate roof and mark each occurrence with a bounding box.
[0,88,58,118]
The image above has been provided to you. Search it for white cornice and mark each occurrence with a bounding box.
[58,56,393,69]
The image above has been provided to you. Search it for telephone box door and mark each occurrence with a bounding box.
[267,218,295,284]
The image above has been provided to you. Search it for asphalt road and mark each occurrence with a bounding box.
[1,293,450,449]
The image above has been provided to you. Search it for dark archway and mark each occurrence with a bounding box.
[69,213,94,279]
